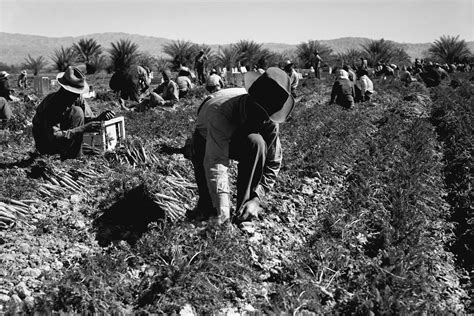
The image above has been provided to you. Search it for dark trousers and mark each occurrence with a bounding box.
[197,67,205,85]
[191,129,268,215]
[33,105,85,159]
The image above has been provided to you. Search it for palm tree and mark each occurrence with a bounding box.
[73,38,103,74]
[234,40,265,68]
[296,40,333,68]
[51,46,77,72]
[428,35,472,64]
[23,54,48,75]
[108,39,139,72]
[88,54,109,74]
[337,49,364,68]
[216,45,238,70]
[162,40,198,69]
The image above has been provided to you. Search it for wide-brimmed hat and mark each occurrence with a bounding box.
[243,67,295,123]
[56,66,89,94]
[21,70,27,75]
[0,71,10,79]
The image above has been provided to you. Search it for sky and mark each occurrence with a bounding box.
[0,0,473,44]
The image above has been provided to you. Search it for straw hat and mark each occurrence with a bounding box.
[56,66,89,94]
[243,67,295,123]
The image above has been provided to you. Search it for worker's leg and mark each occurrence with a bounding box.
[189,130,215,218]
[230,133,267,210]
[59,105,85,159]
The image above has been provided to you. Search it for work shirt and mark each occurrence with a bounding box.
[176,76,193,92]
[356,75,374,94]
[288,69,299,90]
[206,74,224,88]
[154,80,179,101]
[33,92,93,141]
[196,88,282,216]
[0,97,12,120]
[330,78,354,107]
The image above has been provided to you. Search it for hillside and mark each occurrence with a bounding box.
[1,32,473,66]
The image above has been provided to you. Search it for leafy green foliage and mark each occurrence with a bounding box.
[428,35,472,64]
[162,40,199,70]
[216,45,239,70]
[108,39,139,72]
[23,54,48,75]
[73,38,103,74]
[296,40,333,68]
[50,46,77,72]
[361,39,410,66]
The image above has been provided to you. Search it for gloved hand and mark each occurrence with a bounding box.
[235,197,261,223]
[96,110,115,121]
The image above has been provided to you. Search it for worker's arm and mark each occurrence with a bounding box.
[254,135,282,199]
[329,82,338,104]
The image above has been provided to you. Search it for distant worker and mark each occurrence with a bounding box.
[419,63,443,87]
[205,69,225,93]
[314,51,323,79]
[355,69,374,102]
[359,57,368,71]
[32,67,114,159]
[284,60,299,97]
[17,70,28,89]
[194,50,208,85]
[343,65,357,86]
[187,68,295,224]
[399,66,416,85]
[0,71,14,101]
[109,65,151,107]
[176,68,194,98]
[151,70,179,105]
[329,69,355,109]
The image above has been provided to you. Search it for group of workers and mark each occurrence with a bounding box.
[0,48,472,225]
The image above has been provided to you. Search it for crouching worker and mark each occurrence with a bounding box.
[329,70,355,109]
[187,67,295,225]
[354,69,374,102]
[33,67,114,159]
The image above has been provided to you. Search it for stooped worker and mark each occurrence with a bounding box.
[284,60,299,97]
[0,97,13,124]
[176,68,194,98]
[187,67,295,225]
[33,66,114,159]
[17,70,28,89]
[151,69,179,105]
[205,69,225,93]
[0,71,14,101]
[109,65,151,107]
[329,69,355,109]
[354,69,374,102]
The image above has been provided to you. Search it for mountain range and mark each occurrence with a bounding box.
[1,32,473,66]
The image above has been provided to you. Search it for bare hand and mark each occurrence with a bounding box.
[83,121,102,133]
[235,197,261,222]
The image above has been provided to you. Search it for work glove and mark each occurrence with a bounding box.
[96,110,115,121]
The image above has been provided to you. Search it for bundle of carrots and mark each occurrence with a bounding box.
[107,141,160,165]
[0,199,32,230]
[37,165,96,199]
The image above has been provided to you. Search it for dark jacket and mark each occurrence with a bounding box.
[330,78,354,108]
[0,78,13,101]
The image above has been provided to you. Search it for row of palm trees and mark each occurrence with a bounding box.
[21,35,472,75]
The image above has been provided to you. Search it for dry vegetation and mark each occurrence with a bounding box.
[0,72,472,314]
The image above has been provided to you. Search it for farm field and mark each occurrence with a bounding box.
[0,72,472,314]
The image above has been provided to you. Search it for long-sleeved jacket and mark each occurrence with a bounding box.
[330,78,354,108]
[196,88,282,216]
[32,92,94,141]
[176,76,193,92]
[0,78,13,101]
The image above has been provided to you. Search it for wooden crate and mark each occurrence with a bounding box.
[33,76,51,96]
[83,116,126,152]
